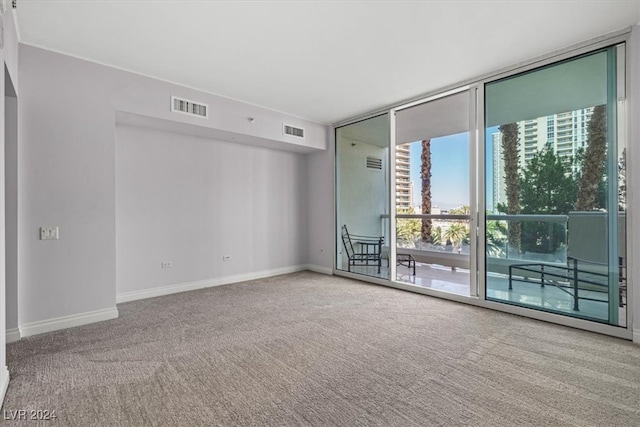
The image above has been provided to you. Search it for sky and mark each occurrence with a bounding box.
[409,132,469,211]
[407,127,500,212]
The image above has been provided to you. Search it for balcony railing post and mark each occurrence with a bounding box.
[572,257,579,311]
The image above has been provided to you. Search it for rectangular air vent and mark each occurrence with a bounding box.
[283,124,305,138]
[366,156,383,170]
[171,96,208,118]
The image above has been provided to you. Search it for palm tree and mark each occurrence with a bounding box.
[420,139,432,243]
[449,206,471,215]
[443,223,468,253]
[486,219,508,257]
[500,123,521,253]
[431,226,443,246]
[396,207,421,247]
[576,105,607,211]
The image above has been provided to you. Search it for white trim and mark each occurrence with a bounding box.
[394,85,471,112]
[5,328,19,343]
[633,329,640,345]
[305,264,333,275]
[19,307,119,338]
[389,112,397,282]
[0,366,9,407]
[116,265,309,304]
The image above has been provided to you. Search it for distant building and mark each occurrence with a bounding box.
[492,107,594,210]
[493,132,507,209]
[396,144,412,209]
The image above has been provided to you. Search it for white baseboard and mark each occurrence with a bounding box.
[5,328,20,343]
[633,329,640,345]
[305,264,333,275]
[117,265,310,304]
[19,307,119,338]
[0,366,9,408]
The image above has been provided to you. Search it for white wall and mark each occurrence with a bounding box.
[336,139,388,269]
[337,139,388,234]
[17,44,326,330]
[5,94,17,332]
[630,25,640,343]
[306,136,334,272]
[116,125,308,296]
[1,8,20,405]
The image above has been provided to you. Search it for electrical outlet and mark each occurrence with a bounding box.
[222,255,232,261]
[161,261,173,268]
[39,226,59,240]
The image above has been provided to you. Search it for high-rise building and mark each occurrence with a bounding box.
[492,132,507,210]
[492,107,594,210]
[396,144,412,210]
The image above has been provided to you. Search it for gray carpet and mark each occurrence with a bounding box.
[3,271,640,426]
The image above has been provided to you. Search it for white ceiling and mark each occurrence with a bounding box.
[14,0,640,125]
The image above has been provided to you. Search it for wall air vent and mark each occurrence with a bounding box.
[171,96,208,118]
[283,124,305,139]
[366,156,383,170]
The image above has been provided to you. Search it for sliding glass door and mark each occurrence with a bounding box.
[484,46,626,326]
[393,91,475,296]
[333,40,628,336]
[335,114,390,280]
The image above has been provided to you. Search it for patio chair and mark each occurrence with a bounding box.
[396,253,416,275]
[341,225,384,273]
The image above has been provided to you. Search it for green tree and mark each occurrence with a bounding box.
[431,226,443,246]
[520,146,577,215]
[500,123,521,253]
[619,148,626,211]
[420,139,432,243]
[486,219,508,257]
[443,223,468,252]
[448,206,471,215]
[519,146,576,253]
[447,206,471,248]
[576,105,607,211]
[396,207,421,247]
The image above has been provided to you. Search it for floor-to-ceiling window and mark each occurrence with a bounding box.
[484,46,626,326]
[393,91,474,296]
[333,38,629,337]
[335,114,390,280]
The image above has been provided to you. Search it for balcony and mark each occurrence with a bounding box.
[393,213,472,268]
[342,213,623,323]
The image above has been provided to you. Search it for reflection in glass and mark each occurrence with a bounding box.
[484,47,625,326]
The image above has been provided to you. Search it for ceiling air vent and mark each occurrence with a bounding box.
[366,156,383,170]
[171,96,208,118]
[283,124,305,139]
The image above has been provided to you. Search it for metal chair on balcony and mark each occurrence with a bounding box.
[341,225,384,274]
[396,253,416,275]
